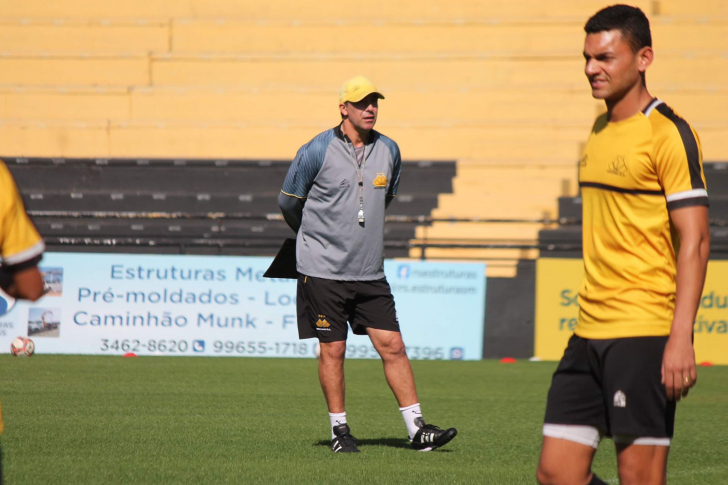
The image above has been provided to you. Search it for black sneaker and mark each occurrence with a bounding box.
[410,417,457,452]
[331,423,360,453]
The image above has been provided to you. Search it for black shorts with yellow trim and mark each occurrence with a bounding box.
[296,274,400,342]
[544,334,676,439]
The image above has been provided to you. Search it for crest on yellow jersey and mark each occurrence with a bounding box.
[607,156,628,177]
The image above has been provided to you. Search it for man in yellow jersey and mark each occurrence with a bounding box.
[536,5,710,485]
[0,159,46,482]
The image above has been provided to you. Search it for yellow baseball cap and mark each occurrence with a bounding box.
[339,75,385,104]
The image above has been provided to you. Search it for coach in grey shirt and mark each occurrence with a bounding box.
[278,75,457,454]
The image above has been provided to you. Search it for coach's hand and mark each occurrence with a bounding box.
[661,333,697,401]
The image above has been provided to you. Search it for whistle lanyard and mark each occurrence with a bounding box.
[344,137,368,223]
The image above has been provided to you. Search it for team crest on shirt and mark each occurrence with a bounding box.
[580,154,588,167]
[613,390,627,408]
[373,173,387,188]
[607,156,628,177]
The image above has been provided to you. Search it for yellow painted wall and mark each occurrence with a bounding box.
[0,22,168,54]
[0,1,725,271]
[1,0,655,21]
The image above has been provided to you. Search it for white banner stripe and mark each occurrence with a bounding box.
[666,189,708,202]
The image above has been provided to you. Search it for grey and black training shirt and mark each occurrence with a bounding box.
[279,124,401,280]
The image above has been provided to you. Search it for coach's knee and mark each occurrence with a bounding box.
[319,340,346,362]
[378,333,407,360]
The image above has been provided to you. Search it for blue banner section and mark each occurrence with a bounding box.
[0,253,486,360]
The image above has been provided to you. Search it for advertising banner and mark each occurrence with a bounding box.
[0,253,486,360]
[534,259,583,361]
[535,258,728,365]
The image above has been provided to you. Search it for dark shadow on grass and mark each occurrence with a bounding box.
[315,437,452,452]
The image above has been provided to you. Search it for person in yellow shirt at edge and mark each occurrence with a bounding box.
[536,5,710,485]
[0,159,46,481]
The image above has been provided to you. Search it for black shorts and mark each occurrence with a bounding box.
[544,334,676,439]
[296,274,400,342]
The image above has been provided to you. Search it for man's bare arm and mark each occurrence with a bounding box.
[662,205,710,401]
[0,265,44,301]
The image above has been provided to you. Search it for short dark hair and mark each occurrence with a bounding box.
[584,4,652,53]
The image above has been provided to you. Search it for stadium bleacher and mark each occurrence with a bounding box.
[0,0,726,277]
[6,157,455,259]
[2,2,728,449]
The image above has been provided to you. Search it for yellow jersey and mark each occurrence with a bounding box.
[0,160,44,271]
[576,99,708,339]
[0,160,44,435]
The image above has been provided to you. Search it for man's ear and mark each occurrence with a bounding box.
[637,46,654,73]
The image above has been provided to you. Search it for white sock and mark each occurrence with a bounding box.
[329,412,347,439]
[399,403,423,440]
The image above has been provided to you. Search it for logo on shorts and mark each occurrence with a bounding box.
[613,390,627,408]
[316,315,331,330]
[373,173,387,188]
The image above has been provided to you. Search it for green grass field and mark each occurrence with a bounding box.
[1,355,727,484]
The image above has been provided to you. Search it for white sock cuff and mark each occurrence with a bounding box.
[399,403,421,412]
[329,412,347,440]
